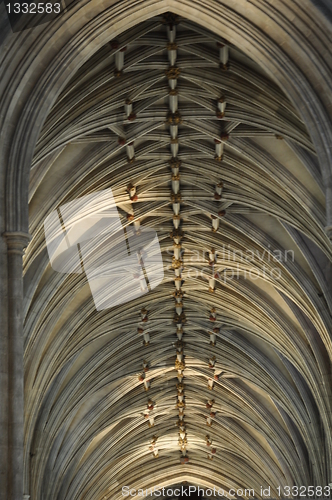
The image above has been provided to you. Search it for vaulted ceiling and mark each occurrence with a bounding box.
[23,12,332,500]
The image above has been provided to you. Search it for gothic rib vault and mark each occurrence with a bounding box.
[3,7,332,500]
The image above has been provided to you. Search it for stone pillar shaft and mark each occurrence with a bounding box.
[0,235,8,500]
[2,232,30,500]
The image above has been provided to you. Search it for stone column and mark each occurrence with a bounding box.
[2,232,30,500]
[0,233,8,500]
